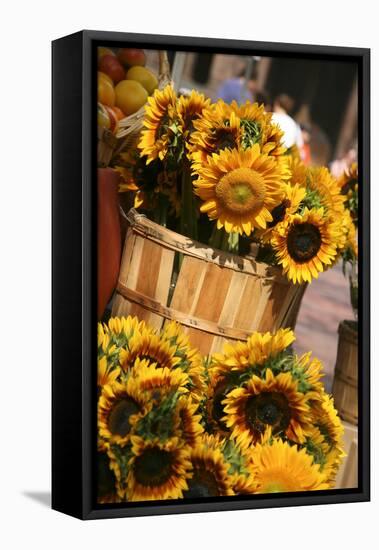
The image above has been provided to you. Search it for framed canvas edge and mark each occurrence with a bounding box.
[53,30,370,521]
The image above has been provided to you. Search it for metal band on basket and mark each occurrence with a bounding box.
[116,282,252,341]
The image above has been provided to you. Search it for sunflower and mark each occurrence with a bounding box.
[206,376,234,436]
[98,316,155,373]
[271,207,343,284]
[257,183,306,244]
[268,183,306,225]
[295,352,325,393]
[98,376,150,446]
[287,155,307,187]
[97,446,124,504]
[189,102,241,164]
[305,166,345,215]
[310,392,344,456]
[160,321,206,400]
[100,316,148,349]
[183,435,235,498]
[231,472,256,495]
[97,356,121,391]
[211,328,295,378]
[177,90,211,137]
[344,213,358,258]
[222,369,312,449]
[113,148,141,194]
[130,358,190,400]
[193,145,287,236]
[127,436,192,501]
[230,100,285,156]
[119,327,182,372]
[338,162,358,196]
[302,425,339,485]
[174,395,204,447]
[249,439,328,493]
[308,393,345,486]
[138,84,178,164]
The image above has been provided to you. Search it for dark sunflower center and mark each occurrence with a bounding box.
[287,223,322,263]
[184,469,220,498]
[97,451,117,499]
[341,178,357,196]
[213,129,237,152]
[267,199,291,228]
[134,448,173,486]
[245,392,291,435]
[108,397,140,437]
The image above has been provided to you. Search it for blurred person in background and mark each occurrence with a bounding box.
[272,94,303,150]
[216,66,258,104]
[255,90,272,111]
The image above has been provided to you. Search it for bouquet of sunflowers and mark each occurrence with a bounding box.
[338,161,359,317]
[113,84,358,285]
[97,316,344,503]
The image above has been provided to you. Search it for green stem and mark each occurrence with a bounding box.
[209,225,224,250]
[227,231,239,254]
[209,225,239,253]
[158,194,169,227]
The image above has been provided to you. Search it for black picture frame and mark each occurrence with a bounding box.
[52,30,370,520]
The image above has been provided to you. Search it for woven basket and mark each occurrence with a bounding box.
[111,209,306,356]
[98,51,171,167]
[332,320,358,425]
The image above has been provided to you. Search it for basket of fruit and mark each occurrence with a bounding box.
[97,48,171,167]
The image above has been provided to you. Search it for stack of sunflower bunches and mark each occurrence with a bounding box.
[97,317,344,503]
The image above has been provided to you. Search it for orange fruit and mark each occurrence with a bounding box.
[112,106,125,120]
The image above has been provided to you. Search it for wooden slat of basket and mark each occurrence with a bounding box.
[184,263,234,353]
[259,281,298,332]
[169,256,207,314]
[210,271,250,353]
[112,232,175,330]
[112,230,139,316]
[133,238,174,330]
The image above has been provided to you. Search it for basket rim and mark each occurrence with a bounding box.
[124,208,303,285]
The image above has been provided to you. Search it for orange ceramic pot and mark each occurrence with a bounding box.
[97,168,121,319]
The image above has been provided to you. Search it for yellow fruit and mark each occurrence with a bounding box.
[98,77,115,107]
[98,71,113,87]
[115,80,148,116]
[126,66,158,95]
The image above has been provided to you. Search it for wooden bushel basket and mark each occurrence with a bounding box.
[332,320,358,425]
[111,209,305,355]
